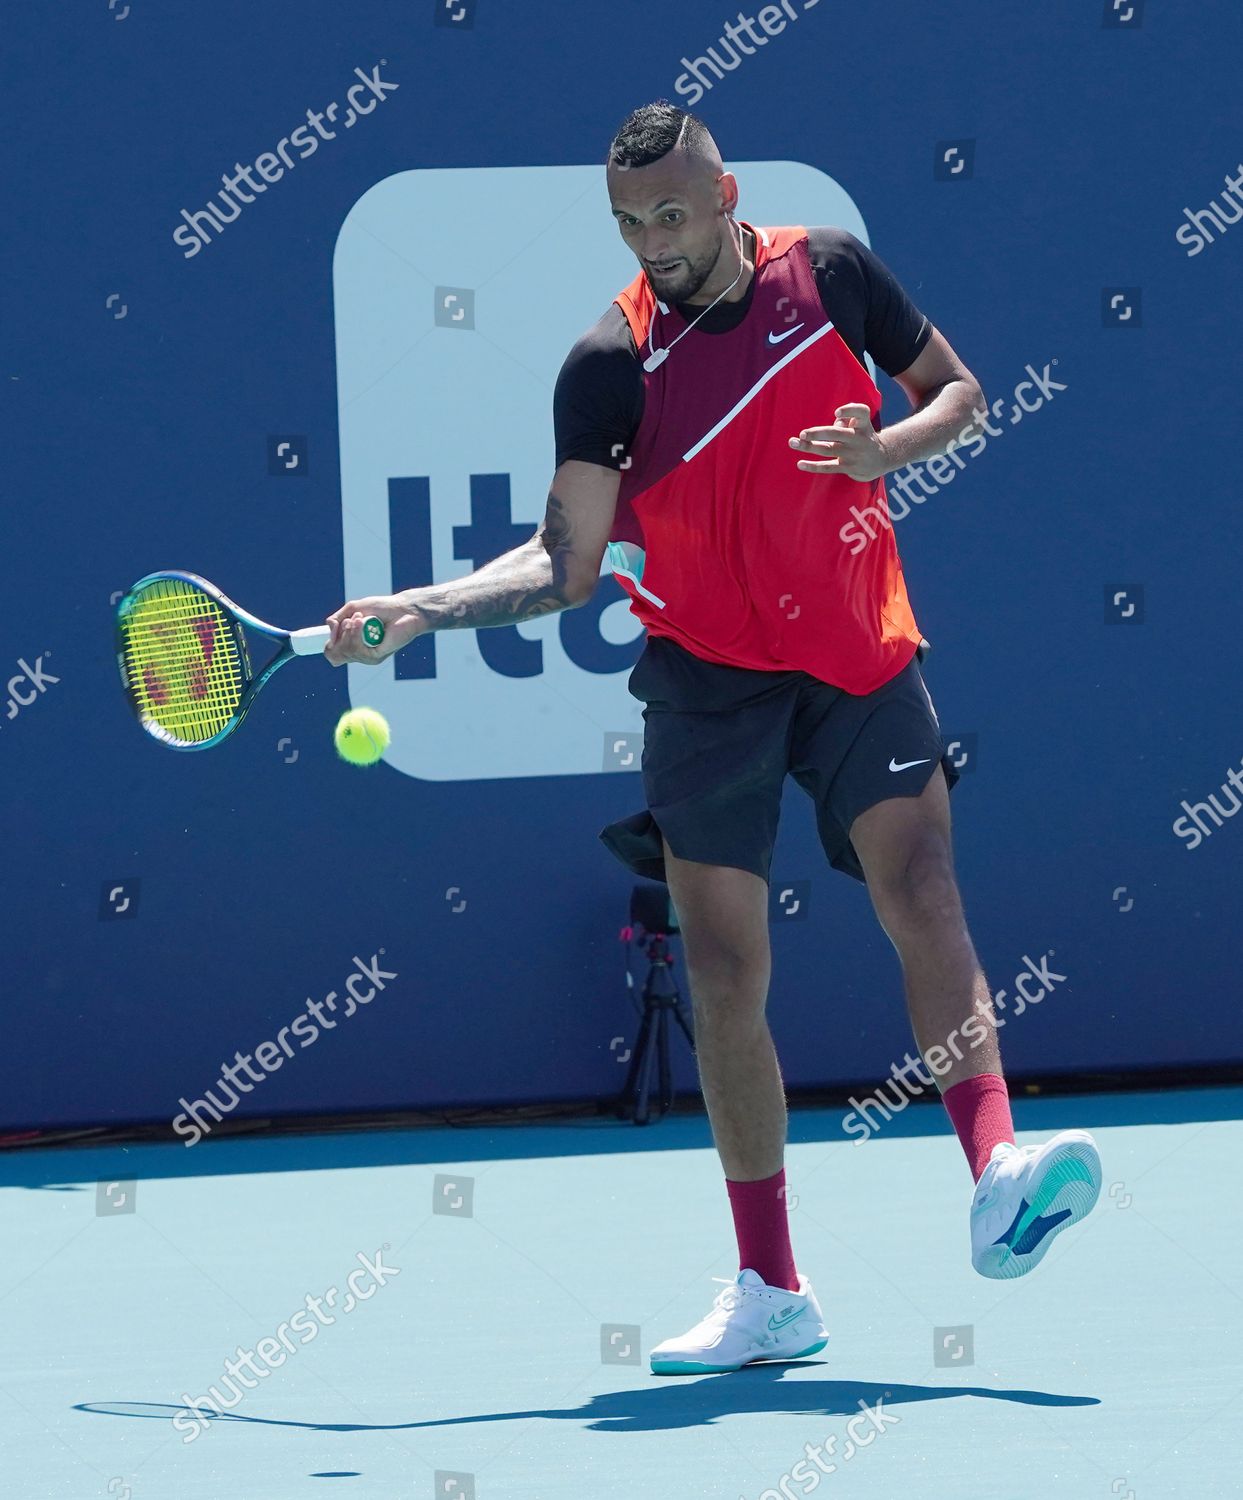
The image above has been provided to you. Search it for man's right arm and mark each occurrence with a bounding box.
[325,463,620,664]
[397,460,621,632]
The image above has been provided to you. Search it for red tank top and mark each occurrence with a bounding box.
[607,221,922,695]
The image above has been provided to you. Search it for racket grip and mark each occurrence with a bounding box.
[291,617,385,656]
[290,625,332,656]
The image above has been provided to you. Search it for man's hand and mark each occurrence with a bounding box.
[788,402,890,483]
[324,593,427,667]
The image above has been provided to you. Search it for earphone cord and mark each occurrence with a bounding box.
[647,215,748,366]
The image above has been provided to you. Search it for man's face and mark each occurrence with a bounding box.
[608,150,732,304]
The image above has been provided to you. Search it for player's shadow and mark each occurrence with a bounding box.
[75,1369,1098,1436]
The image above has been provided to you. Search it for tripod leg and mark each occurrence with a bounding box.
[671,991,695,1051]
[616,1008,654,1120]
[635,1019,660,1125]
[656,1004,673,1118]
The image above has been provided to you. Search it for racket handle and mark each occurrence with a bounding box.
[290,625,332,656]
[291,617,385,657]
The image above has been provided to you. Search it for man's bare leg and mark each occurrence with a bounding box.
[849,770,1003,1089]
[660,833,785,1180]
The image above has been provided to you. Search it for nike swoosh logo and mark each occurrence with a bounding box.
[767,323,805,345]
[889,757,932,772]
[767,1306,804,1332]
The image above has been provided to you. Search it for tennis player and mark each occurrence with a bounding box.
[326,101,1103,1376]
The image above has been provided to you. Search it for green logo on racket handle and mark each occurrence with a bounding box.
[362,616,386,648]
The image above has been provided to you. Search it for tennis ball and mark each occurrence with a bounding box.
[334,707,390,767]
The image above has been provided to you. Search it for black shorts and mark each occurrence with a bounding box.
[598,635,961,887]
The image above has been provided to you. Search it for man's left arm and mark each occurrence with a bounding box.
[790,327,986,482]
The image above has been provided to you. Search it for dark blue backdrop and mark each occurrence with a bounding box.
[4,0,1241,1133]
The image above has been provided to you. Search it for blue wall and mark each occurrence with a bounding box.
[4,0,1241,1134]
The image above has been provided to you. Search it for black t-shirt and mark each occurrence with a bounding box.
[553,226,932,471]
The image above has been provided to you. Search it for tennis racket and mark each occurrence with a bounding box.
[114,570,385,751]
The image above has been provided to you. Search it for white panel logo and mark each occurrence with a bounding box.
[332,162,869,780]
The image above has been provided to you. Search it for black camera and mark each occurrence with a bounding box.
[629,881,680,937]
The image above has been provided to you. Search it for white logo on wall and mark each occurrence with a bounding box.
[333,162,870,780]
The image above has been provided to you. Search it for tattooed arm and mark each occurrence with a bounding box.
[325,461,621,665]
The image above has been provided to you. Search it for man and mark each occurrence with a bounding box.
[326,101,1102,1377]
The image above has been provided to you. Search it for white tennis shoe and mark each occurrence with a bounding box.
[649,1267,829,1375]
[970,1129,1102,1279]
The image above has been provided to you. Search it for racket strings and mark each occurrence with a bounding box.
[118,579,247,745]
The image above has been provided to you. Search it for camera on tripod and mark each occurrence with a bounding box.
[615,883,696,1125]
[630,882,680,939]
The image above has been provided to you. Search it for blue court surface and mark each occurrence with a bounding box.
[3,1086,1238,1500]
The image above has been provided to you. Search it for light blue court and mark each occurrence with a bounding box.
[3,1086,1238,1499]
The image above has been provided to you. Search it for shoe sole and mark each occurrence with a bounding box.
[650,1335,828,1376]
[974,1135,1101,1280]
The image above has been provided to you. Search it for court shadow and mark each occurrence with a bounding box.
[76,1370,1098,1436]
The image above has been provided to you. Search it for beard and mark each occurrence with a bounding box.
[643,234,728,305]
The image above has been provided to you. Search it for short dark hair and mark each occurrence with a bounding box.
[607,100,716,170]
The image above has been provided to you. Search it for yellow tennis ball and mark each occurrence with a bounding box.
[334,707,390,767]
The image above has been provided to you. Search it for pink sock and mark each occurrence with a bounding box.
[726,1169,800,1292]
[942,1073,1016,1181]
